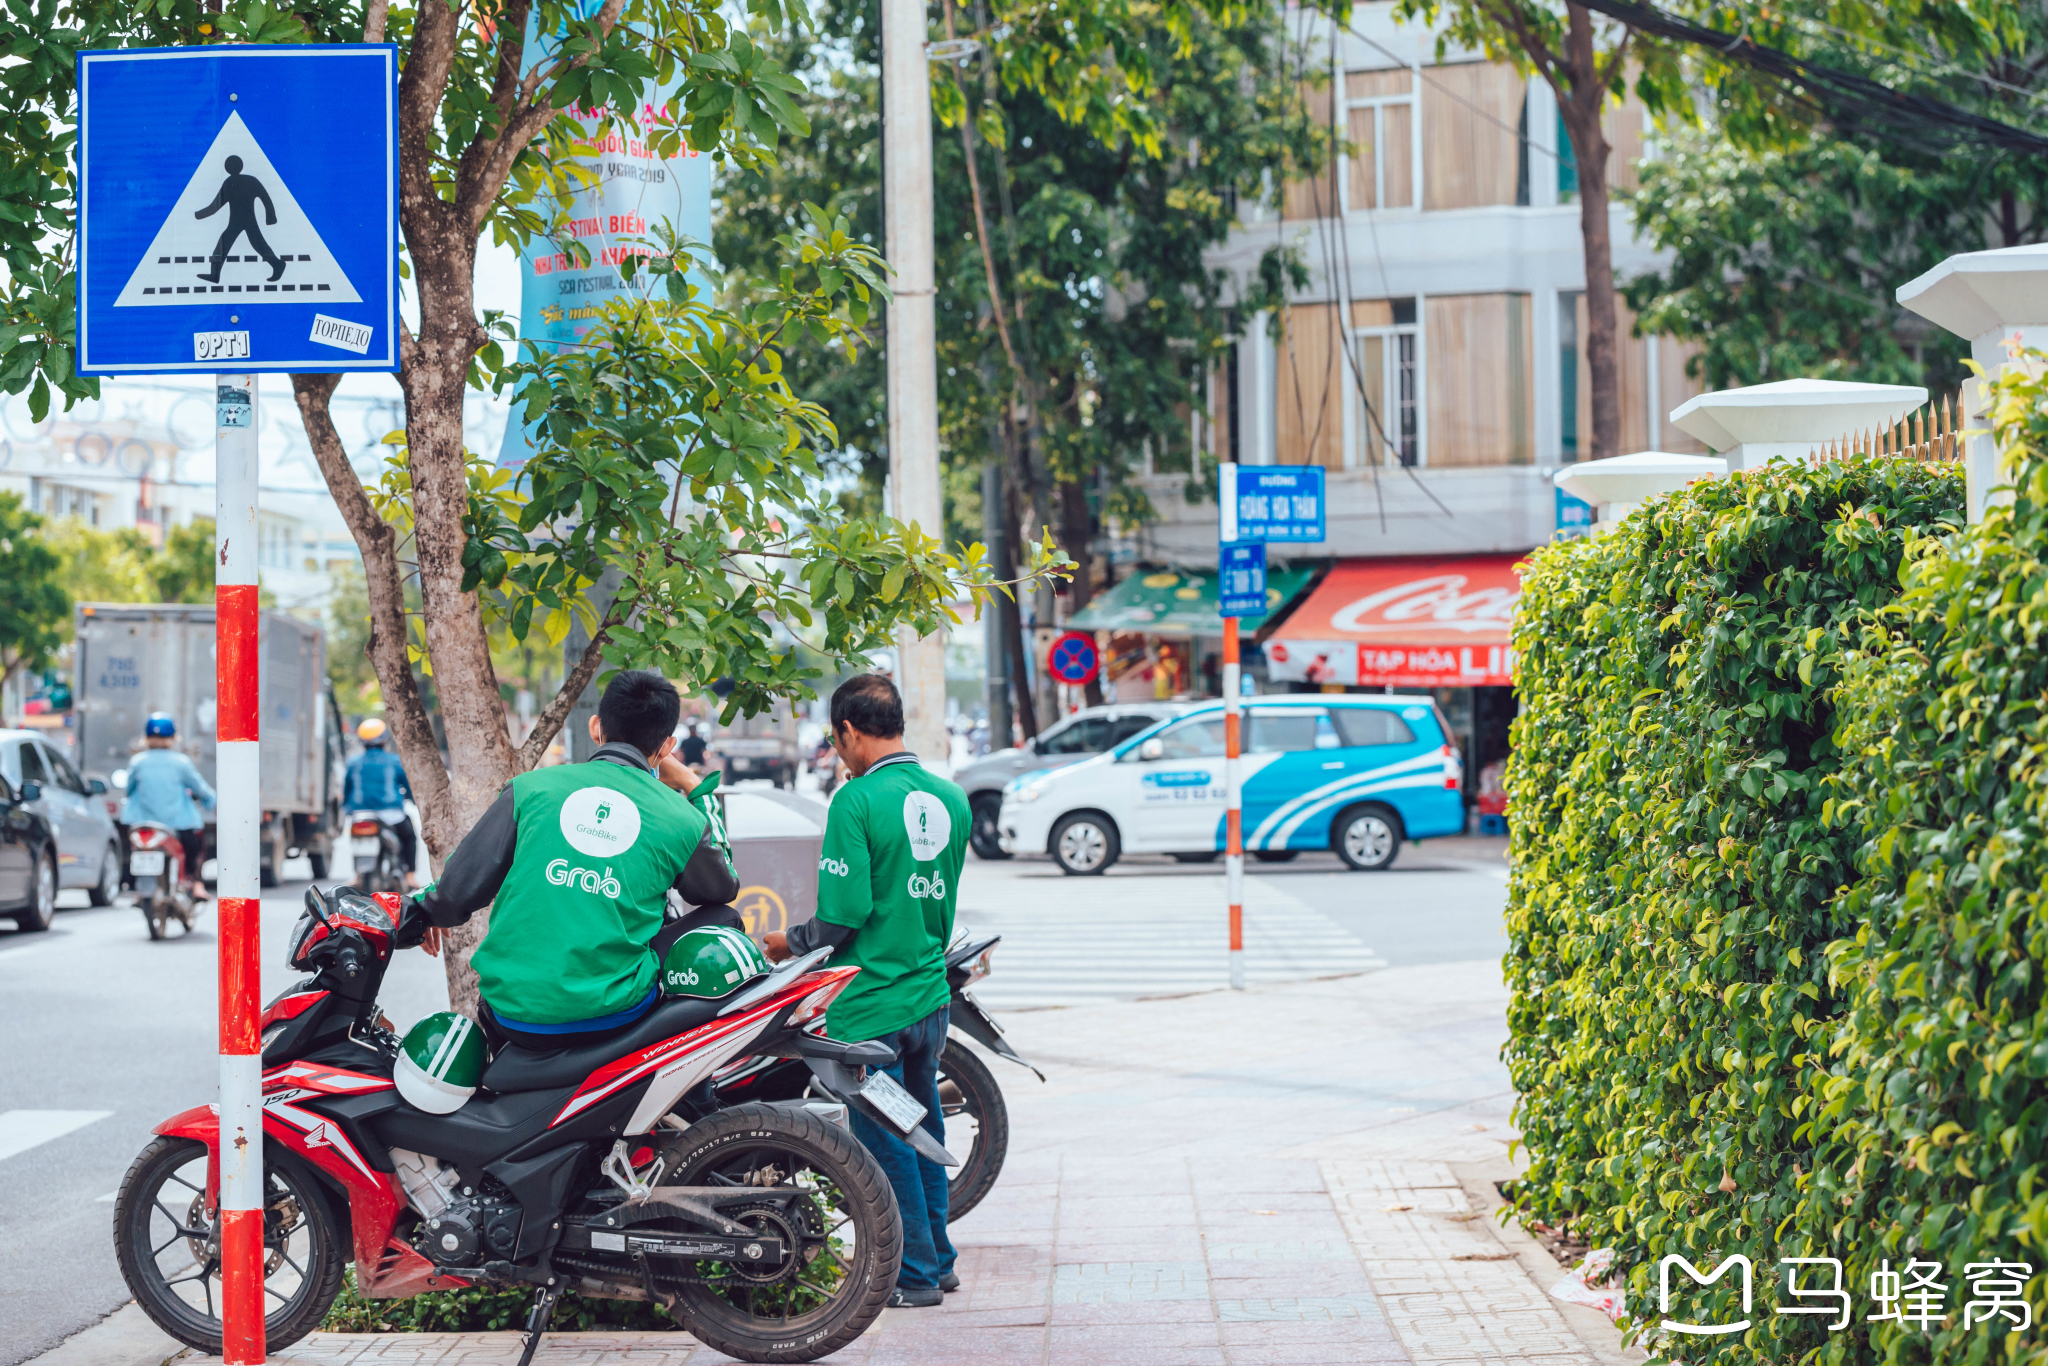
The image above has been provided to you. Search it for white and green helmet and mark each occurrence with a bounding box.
[394,1011,487,1114]
[662,925,771,999]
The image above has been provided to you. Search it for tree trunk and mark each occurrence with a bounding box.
[1058,478,1104,707]
[998,454,1039,740]
[1556,5,1621,461]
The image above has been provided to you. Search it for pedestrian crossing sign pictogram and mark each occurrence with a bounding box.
[76,45,398,375]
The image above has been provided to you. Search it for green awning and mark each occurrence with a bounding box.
[1065,565,1318,638]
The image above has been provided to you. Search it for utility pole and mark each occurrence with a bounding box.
[882,0,949,769]
[981,458,1011,748]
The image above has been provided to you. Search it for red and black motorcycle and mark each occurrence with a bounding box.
[112,885,949,1364]
[127,821,196,940]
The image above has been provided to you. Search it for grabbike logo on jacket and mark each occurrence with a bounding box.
[471,764,708,1026]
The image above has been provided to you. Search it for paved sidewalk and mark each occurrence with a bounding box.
[36,958,1639,1366]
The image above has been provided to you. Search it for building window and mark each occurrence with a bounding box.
[1349,297,1420,468]
[1559,290,1581,461]
[1343,68,1417,213]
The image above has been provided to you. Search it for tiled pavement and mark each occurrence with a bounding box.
[241,960,1638,1366]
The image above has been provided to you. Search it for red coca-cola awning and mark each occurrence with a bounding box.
[1260,555,1523,688]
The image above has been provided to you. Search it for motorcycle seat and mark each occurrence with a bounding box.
[481,993,728,1094]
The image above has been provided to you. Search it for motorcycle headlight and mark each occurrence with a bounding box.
[260,1022,287,1049]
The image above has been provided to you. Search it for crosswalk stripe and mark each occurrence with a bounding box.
[955,868,1385,1009]
[0,1110,112,1163]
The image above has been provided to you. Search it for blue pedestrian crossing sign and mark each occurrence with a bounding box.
[76,45,399,375]
[1219,542,1268,618]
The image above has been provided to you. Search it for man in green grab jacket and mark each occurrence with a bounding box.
[410,670,741,1051]
[765,673,969,1309]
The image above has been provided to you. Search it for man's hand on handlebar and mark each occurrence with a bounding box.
[763,931,791,962]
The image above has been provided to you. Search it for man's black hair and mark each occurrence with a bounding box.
[832,673,903,740]
[598,670,681,757]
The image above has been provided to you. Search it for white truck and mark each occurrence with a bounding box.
[715,702,802,789]
[73,603,348,886]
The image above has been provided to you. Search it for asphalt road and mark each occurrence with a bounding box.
[0,826,1508,1363]
[0,869,451,1366]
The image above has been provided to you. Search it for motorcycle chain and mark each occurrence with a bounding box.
[553,1249,753,1291]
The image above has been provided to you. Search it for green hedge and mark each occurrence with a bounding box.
[1505,451,1965,1363]
[1809,373,2048,1366]
[321,1272,677,1332]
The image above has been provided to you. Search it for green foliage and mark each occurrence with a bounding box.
[1504,453,1964,1361]
[476,217,1068,719]
[1624,135,1974,392]
[321,1271,675,1332]
[1808,361,2048,1366]
[715,0,1327,537]
[0,0,828,417]
[42,516,215,615]
[0,495,69,685]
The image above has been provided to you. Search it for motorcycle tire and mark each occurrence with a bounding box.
[114,1136,347,1355]
[143,899,164,941]
[969,794,1011,862]
[653,1104,900,1363]
[938,1038,1009,1222]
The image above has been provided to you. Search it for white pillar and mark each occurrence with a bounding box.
[1552,450,1727,530]
[1897,243,2048,521]
[882,0,948,769]
[1668,378,1926,471]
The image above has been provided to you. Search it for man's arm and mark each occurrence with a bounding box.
[416,784,516,927]
[779,796,870,958]
[193,186,228,219]
[178,755,217,811]
[673,833,739,907]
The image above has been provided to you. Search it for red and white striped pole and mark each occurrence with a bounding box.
[1223,613,1244,990]
[1219,461,1245,991]
[215,374,265,1364]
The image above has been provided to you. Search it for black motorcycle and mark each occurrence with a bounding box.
[349,810,408,894]
[709,932,1041,1220]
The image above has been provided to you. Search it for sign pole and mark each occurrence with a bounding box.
[215,375,264,1365]
[1223,613,1244,990]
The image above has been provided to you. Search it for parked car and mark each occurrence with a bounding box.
[996,695,1465,875]
[955,703,1193,860]
[0,731,122,914]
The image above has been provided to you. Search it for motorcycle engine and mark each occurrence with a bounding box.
[415,1195,522,1268]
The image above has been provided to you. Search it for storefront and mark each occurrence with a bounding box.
[1259,554,1522,825]
[1067,565,1318,702]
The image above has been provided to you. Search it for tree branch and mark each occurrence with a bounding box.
[515,603,617,770]
[288,374,455,830]
[364,0,389,42]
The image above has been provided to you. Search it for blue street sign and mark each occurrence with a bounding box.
[1219,541,1268,617]
[76,45,399,375]
[1556,485,1594,539]
[1219,464,1326,543]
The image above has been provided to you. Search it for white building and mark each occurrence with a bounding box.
[1138,3,1706,562]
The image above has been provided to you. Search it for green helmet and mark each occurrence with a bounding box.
[661,925,770,999]
[394,1011,486,1114]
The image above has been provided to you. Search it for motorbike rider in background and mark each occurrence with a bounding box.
[404,671,743,1051]
[345,717,418,889]
[122,713,215,902]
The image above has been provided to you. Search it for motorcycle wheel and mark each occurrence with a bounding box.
[143,898,164,941]
[114,1136,346,1354]
[651,1104,900,1363]
[938,1038,1009,1222]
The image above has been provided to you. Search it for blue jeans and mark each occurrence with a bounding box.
[848,1005,956,1291]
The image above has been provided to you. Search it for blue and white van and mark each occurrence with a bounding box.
[996,694,1464,875]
